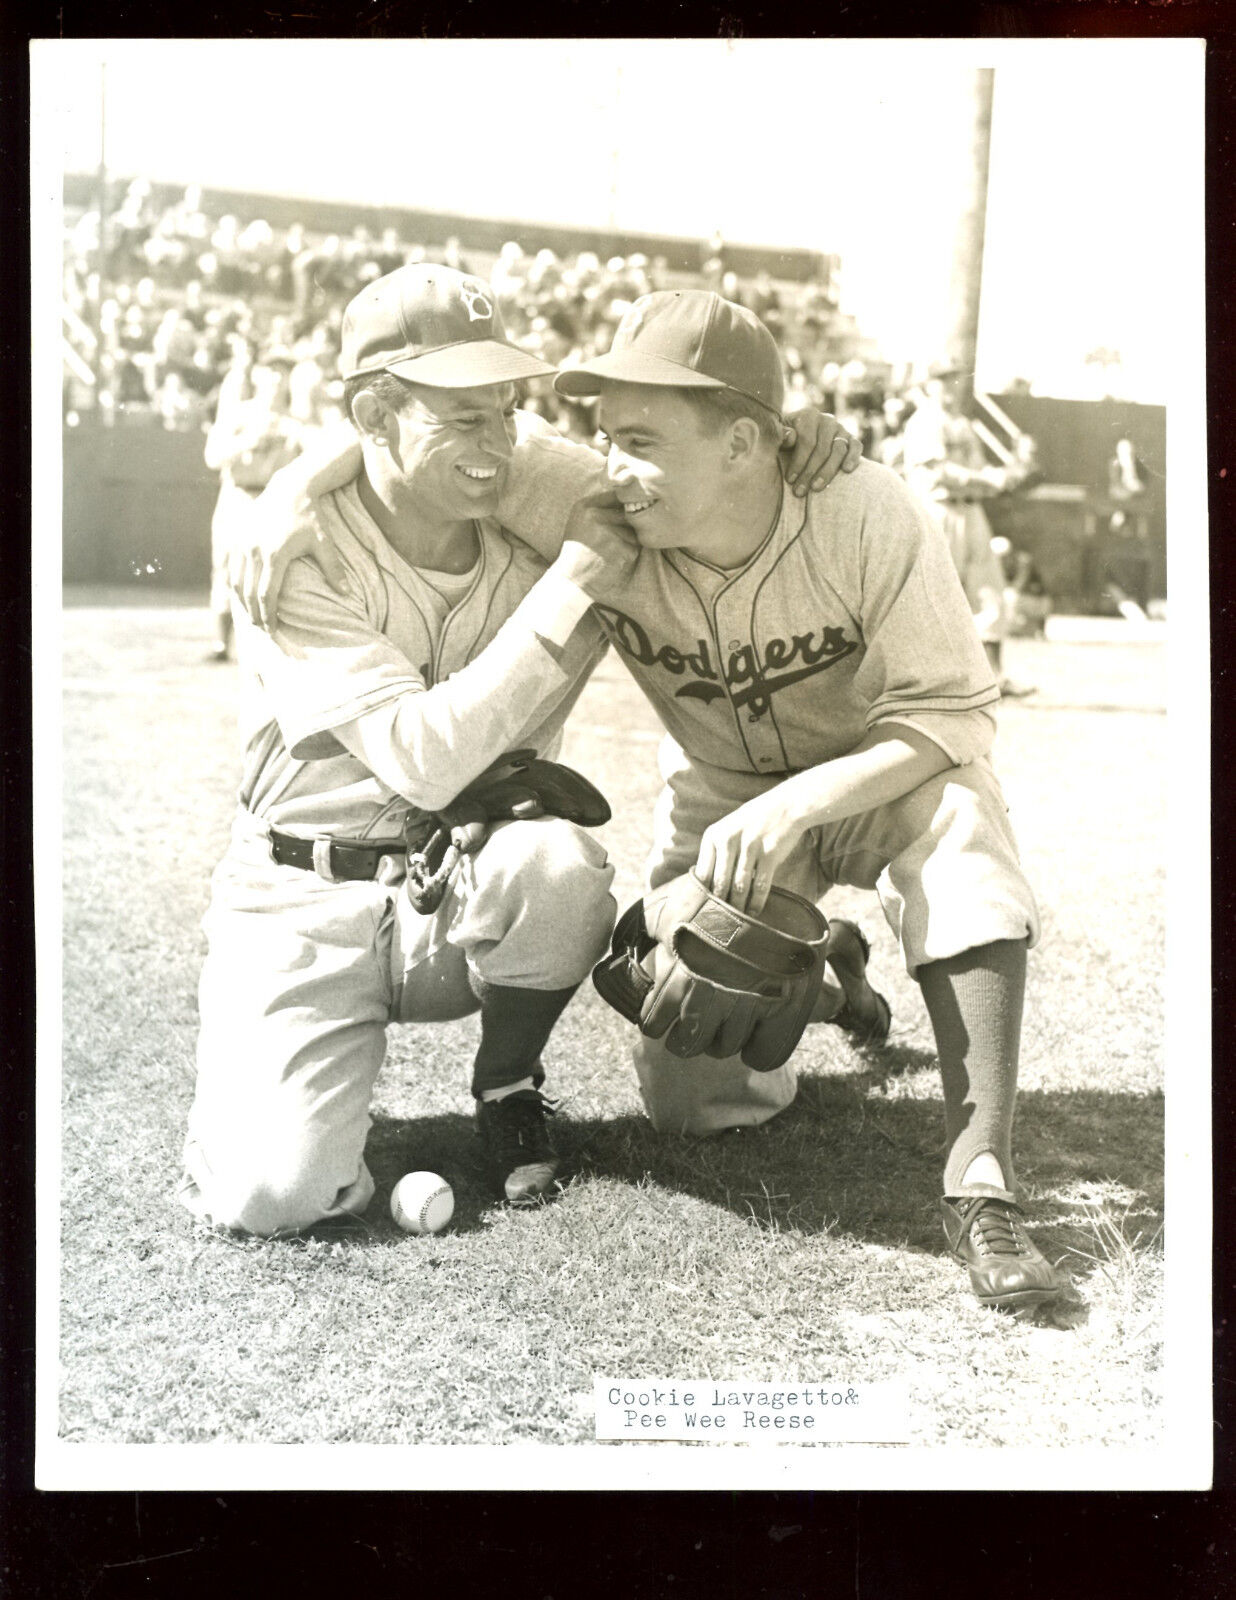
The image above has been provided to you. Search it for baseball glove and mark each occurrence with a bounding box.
[403,749,611,914]
[591,872,830,1072]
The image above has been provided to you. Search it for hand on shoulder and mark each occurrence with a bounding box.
[230,433,360,627]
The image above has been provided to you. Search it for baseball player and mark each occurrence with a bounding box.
[203,345,302,662]
[181,265,627,1236]
[543,294,1061,1311]
[900,360,1036,698]
[185,266,860,1239]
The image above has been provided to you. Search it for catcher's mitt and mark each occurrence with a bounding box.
[591,872,829,1073]
[403,749,611,914]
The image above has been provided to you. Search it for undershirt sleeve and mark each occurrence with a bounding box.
[249,557,604,811]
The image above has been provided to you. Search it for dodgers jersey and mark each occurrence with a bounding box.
[233,470,606,837]
[587,459,1000,778]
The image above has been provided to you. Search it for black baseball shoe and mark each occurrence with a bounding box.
[824,920,892,1045]
[942,1194,1064,1312]
[476,1089,561,1206]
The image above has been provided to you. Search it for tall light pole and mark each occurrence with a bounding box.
[94,59,111,406]
[944,66,994,410]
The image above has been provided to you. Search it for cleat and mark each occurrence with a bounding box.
[476,1089,561,1206]
[941,1194,1064,1311]
[824,920,892,1045]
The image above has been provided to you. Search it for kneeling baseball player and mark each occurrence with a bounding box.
[553,293,1061,1312]
[186,265,857,1237]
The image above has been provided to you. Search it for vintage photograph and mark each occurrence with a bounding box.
[32,36,1209,1489]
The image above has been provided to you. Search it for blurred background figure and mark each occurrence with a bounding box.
[1098,436,1153,621]
[992,534,1053,641]
[901,359,1038,698]
[202,346,303,661]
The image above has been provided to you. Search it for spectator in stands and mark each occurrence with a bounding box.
[107,179,153,280]
[782,369,815,418]
[373,227,406,278]
[749,267,783,336]
[155,370,212,432]
[289,322,341,430]
[64,179,877,459]
[171,184,211,244]
[877,396,915,472]
[441,235,472,274]
[143,212,192,285]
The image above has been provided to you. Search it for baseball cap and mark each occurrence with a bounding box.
[339,264,555,387]
[554,290,784,414]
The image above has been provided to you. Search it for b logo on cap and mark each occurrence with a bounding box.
[459,279,493,323]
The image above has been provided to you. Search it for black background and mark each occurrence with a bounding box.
[4,4,1233,1593]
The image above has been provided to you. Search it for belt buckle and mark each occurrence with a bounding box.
[312,837,342,882]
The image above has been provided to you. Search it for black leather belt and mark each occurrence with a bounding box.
[269,828,407,882]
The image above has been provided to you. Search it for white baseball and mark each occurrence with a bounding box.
[390,1171,455,1236]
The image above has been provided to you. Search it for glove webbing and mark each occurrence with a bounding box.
[646,873,830,977]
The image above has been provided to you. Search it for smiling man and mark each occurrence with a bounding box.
[181,266,625,1234]
[549,290,1062,1313]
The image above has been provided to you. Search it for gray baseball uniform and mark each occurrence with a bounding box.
[575,460,1040,1134]
[181,427,615,1236]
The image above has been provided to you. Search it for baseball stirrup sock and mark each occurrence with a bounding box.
[468,980,578,1097]
[916,938,1027,1200]
[478,1076,537,1104]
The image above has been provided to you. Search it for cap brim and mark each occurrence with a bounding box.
[379,341,556,387]
[553,350,727,397]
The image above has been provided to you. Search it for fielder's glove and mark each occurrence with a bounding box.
[591,872,829,1072]
[403,749,611,914]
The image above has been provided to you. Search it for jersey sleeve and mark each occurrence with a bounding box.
[845,464,999,767]
[242,554,604,812]
[496,411,606,562]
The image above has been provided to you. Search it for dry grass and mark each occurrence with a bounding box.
[56,603,1167,1450]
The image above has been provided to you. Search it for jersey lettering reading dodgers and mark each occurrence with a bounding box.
[587,459,1001,777]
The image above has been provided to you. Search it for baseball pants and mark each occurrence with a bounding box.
[633,741,1039,1137]
[180,808,615,1236]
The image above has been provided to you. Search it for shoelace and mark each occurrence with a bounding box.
[491,1091,557,1162]
[969,1203,1030,1258]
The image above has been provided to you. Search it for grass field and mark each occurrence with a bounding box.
[56,596,1167,1455]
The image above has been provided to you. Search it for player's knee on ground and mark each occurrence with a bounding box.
[182,1133,375,1237]
[464,817,617,988]
[632,1036,798,1137]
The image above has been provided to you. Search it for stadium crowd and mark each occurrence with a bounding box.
[62,177,898,450]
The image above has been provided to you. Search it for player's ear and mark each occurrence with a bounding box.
[351,388,394,444]
[725,415,762,468]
